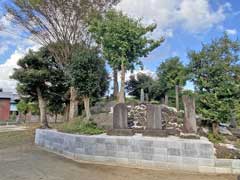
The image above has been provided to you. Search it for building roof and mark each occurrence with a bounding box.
[0,92,20,102]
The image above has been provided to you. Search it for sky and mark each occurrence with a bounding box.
[0,0,239,92]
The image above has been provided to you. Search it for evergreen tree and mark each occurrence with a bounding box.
[188,34,240,124]
[70,46,109,120]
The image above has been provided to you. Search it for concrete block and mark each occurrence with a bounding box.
[154,148,167,155]
[167,155,181,163]
[198,144,214,159]
[168,148,181,156]
[215,159,233,168]
[216,167,232,174]
[181,143,198,157]
[198,158,215,167]
[153,140,168,148]
[182,157,198,166]
[152,155,167,162]
[232,160,240,169]
[141,153,153,161]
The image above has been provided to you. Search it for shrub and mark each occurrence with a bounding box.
[207,132,225,144]
[57,118,105,135]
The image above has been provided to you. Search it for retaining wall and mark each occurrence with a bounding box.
[35,129,240,174]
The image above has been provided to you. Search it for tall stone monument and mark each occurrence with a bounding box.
[182,95,197,134]
[143,104,167,137]
[107,103,134,136]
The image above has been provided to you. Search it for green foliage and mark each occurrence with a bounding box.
[12,47,68,112]
[70,46,109,98]
[90,10,164,71]
[156,56,187,94]
[188,34,240,123]
[126,73,154,99]
[207,132,225,144]
[17,100,29,115]
[58,118,105,135]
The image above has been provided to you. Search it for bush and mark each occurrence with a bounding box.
[207,132,225,144]
[57,118,105,135]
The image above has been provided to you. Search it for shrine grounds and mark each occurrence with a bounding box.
[0,127,237,180]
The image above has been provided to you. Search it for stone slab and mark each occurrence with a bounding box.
[107,129,134,136]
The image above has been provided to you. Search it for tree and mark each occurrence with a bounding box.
[188,34,240,126]
[11,48,67,128]
[5,0,119,121]
[156,57,187,109]
[70,46,109,121]
[126,73,154,100]
[90,10,164,103]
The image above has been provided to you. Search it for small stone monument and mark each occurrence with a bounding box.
[143,104,167,137]
[107,103,134,136]
[181,95,199,139]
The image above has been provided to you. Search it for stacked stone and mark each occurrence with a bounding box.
[128,104,147,129]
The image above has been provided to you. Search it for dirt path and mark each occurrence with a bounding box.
[0,130,237,180]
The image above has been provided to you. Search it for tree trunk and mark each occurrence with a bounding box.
[64,103,70,122]
[175,85,179,111]
[55,113,57,124]
[165,94,168,106]
[69,87,78,121]
[212,121,219,135]
[83,96,91,121]
[140,88,144,103]
[118,62,126,103]
[113,68,119,100]
[37,88,49,128]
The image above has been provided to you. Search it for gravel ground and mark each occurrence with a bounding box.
[0,128,238,180]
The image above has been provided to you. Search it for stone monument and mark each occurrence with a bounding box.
[143,104,167,137]
[181,95,199,139]
[107,103,134,136]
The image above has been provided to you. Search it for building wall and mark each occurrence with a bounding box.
[0,99,10,121]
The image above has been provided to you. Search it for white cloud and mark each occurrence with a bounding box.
[117,0,230,35]
[226,29,237,35]
[0,44,40,92]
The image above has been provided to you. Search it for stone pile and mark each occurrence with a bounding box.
[127,104,184,134]
[128,104,147,129]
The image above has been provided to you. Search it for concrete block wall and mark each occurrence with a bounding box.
[35,129,240,174]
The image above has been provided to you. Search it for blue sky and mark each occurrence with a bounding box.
[0,0,239,92]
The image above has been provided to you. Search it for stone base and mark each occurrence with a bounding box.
[166,128,180,136]
[107,129,134,136]
[143,129,167,137]
[133,129,145,134]
[180,133,200,139]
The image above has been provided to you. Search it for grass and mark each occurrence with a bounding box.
[55,118,105,135]
[207,132,225,144]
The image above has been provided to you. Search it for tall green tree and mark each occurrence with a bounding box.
[70,46,109,121]
[156,57,187,109]
[5,0,119,121]
[90,10,164,103]
[188,34,240,124]
[126,73,154,100]
[11,48,67,128]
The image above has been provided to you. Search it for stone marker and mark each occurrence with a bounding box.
[108,103,134,136]
[182,95,197,134]
[140,88,144,103]
[113,103,128,129]
[143,104,167,137]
